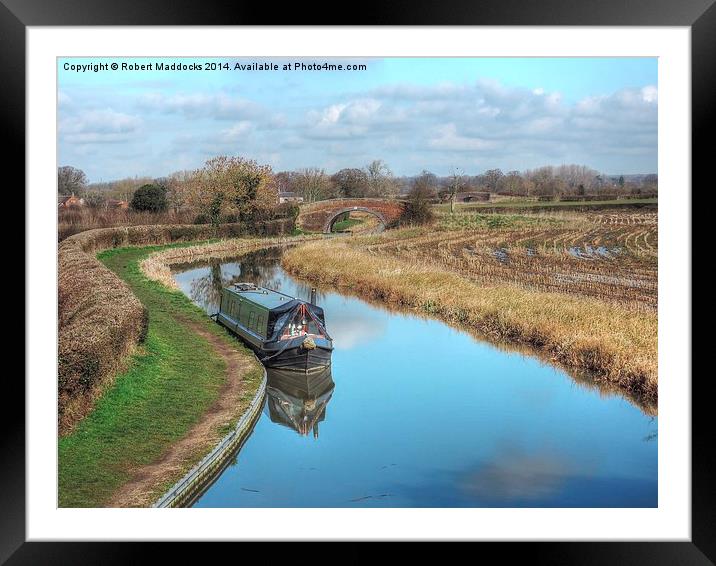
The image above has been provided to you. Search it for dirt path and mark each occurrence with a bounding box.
[106,320,259,508]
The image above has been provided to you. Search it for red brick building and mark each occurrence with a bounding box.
[58,193,85,209]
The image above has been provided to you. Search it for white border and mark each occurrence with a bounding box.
[27,27,691,541]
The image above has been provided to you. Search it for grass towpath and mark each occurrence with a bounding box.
[58,243,263,507]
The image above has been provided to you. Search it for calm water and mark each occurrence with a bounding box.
[172,248,657,508]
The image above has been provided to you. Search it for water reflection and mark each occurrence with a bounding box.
[173,247,327,315]
[459,445,574,503]
[264,367,335,437]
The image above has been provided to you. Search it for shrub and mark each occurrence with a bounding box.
[400,185,435,225]
[276,202,301,220]
[130,184,168,212]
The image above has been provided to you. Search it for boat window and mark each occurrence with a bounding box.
[249,311,255,330]
[257,315,264,336]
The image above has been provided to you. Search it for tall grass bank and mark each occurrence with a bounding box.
[282,240,658,401]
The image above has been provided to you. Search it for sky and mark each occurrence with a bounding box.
[58,57,658,183]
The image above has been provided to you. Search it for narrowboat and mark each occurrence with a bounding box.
[265,366,335,437]
[214,282,333,371]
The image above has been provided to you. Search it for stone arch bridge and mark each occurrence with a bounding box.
[296,198,404,233]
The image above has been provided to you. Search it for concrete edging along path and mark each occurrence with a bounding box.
[153,362,267,508]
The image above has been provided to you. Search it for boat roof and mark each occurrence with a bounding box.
[225,283,298,311]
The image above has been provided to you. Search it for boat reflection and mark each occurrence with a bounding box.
[264,366,335,438]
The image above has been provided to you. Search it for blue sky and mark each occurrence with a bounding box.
[58,57,657,182]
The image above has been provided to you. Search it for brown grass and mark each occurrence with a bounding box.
[282,239,658,402]
[373,210,657,312]
[58,207,296,241]
[58,239,147,435]
[58,208,197,241]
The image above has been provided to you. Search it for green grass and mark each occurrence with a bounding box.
[437,212,565,231]
[433,197,657,213]
[331,217,364,231]
[58,243,261,507]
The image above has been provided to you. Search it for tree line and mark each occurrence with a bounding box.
[59,160,658,219]
[58,159,287,227]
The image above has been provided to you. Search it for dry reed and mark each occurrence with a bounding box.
[282,240,658,401]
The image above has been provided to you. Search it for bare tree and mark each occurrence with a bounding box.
[332,168,369,198]
[365,160,398,198]
[274,171,297,195]
[164,170,192,214]
[483,168,504,193]
[498,170,526,196]
[554,164,600,194]
[58,166,88,196]
[525,166,560,197]
[294,167,330,203]
[446,167,466,214]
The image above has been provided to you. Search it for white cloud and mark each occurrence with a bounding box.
[316,103,348,125]
[58,90,71,107]
[641,85,658,103]
[60,108,142,144]
[59,75,658,179]
[296,80,656,170]
[217,121,254,142]
[139,92,260,120]
[428,124,495,151]
[309,98,384,131]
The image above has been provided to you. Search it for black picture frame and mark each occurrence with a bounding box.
[7,0,706,562]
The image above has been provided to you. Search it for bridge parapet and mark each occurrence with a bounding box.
[296,198,404,233]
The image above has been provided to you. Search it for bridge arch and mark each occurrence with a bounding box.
[296,198,404,234]
[324,207,387,234]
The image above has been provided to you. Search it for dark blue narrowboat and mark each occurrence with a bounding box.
[215,283,333,372]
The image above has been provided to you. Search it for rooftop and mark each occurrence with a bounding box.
[226,284,297,310]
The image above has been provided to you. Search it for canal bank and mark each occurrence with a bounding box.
[58,243,265,507]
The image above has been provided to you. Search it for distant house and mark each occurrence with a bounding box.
[58,193,85,209]
[278,191,304,204]
[107,199,129,210]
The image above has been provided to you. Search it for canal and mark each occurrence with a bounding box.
[171,247,657,508]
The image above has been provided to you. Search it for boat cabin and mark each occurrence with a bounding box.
[219,283,326,341]
[216,282,333,371]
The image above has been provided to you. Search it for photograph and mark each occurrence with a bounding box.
[9,12,704,557]
[56,55,660,509]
